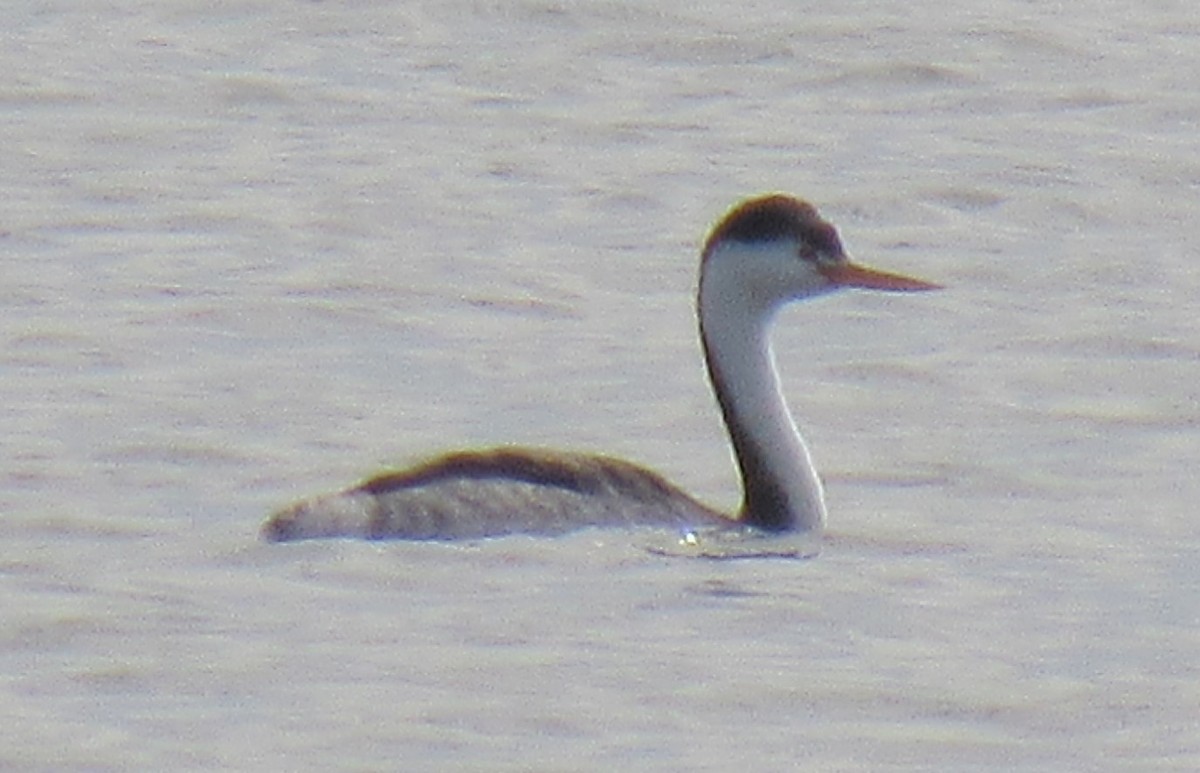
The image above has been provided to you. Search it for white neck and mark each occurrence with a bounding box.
[698,248,828,533]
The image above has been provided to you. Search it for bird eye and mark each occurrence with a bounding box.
[807,223,845,264]
[798,242,838,265]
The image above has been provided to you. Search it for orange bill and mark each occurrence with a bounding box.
[820,261,941,291]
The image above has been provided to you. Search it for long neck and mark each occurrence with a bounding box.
[698,270,827,533]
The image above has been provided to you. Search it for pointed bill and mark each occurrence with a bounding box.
[820,261,941,291]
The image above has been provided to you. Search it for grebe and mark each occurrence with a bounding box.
[263,194,938,543]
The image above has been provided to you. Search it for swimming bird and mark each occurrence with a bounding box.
[263,194,938,543]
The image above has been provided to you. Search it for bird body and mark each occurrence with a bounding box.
[264,194,938,543]
[264,447,723,542]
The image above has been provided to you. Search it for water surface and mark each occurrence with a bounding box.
[4,1,1199,769]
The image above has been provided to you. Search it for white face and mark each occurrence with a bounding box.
[702,236,842,317]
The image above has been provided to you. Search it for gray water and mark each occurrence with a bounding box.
[4,1,1199,769]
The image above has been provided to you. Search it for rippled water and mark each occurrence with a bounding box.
[4,1,1199,769]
